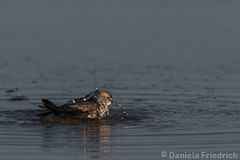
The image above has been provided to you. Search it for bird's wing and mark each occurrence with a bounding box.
[39,99,99,119]
[40,99,85,116]
[65,101,97,112]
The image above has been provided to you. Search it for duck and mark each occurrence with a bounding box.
[39,89,118,119]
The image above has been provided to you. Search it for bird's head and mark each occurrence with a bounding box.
[85,88,119,108]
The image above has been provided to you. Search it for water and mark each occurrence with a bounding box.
[1,1,240,160]
[1,58,240,159]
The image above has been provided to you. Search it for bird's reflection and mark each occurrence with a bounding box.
[41,120,112,159]
[81,122,112,155]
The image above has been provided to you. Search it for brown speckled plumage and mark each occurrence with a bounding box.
[39,89,114,120]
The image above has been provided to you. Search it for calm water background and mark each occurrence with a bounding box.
[1,1,240,160]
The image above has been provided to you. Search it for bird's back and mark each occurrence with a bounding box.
[39,99,99,120]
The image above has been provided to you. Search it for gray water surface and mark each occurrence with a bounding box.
[1,1,240,160]
[1,59,240,160]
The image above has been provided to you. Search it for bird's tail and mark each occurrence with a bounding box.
[40,99,61,115]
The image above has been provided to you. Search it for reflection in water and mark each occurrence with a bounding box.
[41,121,112,159]
[96,125,111,153]
[83,124,112,159]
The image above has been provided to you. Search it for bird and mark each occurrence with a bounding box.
[38,89,119,120]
